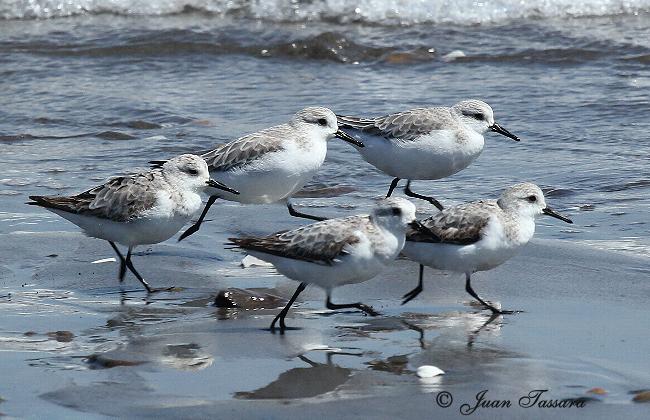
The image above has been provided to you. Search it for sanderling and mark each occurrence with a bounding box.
[152,107,364,241]
[228,197,424,332]
[337,100,520,210]
[401,182,572,313]
[28,154,238,292]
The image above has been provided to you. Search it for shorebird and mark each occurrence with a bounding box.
[400,182,572,313]
[28,154,238,292]
[337,100,520,210]
[152,106,363,241]
[228,197,425,332]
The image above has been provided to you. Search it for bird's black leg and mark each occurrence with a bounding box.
[325,294,379,316]
[124,247,155,293]
[386,178,400,198]
[178,195,218,241]
[467,313,500,348]
[270,282,307,333]
[297,354,320,367]
[402,264,425,305]
[464,273,517,315]
[401,320,426,349]
[108,241,127,282]
[404,180,444,211]
[286,200,326,221]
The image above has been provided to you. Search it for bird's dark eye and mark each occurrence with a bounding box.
[317,118,327,126]
[462,111,483,120]
[187,168,199,176]
[391,207,402,216]
[527,195,537,202]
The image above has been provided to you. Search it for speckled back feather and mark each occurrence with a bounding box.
[28,171,161,222]
[228,215,374,265]
[337,107,458,141]
[201,125,289,172]
[407,201,498,245]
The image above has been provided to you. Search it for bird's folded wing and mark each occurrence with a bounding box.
[229,216,369,265]
[29,172,159,222]
[201,126,287,172]
[407,201,497,245]
[337,107,455,141]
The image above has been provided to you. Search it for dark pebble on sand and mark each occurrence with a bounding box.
[632,390,650,402]
[214,288,287,310]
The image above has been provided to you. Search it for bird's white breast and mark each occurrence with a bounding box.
[402,215,531,274]
[353,129,484,180]
[209,134,327,204]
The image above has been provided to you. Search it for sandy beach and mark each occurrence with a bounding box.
[1,224,649,418]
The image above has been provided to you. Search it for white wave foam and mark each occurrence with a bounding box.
[3,0,650,23]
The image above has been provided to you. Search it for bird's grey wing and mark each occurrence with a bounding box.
[337,107,456,141]
[407,201,497,245]
[29,172,160,222]
[229,216,369,265]
[201,125,288,172]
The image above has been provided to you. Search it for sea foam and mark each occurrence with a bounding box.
[3,0,649,24]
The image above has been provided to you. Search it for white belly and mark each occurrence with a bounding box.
[247,250,387,292]
[207,145,326,204]
[51,209,191,246]
[354,131,484,180]
[402,239,522,274]
[48,190,202,246]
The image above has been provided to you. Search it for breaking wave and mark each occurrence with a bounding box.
[3,0,650,24]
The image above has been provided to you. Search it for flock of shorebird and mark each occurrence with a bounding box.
[28,100,573,332]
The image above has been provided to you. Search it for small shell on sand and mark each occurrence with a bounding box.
[241,255,273,268]
[91,257,116,264]
[416,365,445,378]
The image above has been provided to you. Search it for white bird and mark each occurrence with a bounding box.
[152,106,364,241]
[400,182,573,313]
[228,197,424,332]
[337,100,520,210]
[28,154,238,292]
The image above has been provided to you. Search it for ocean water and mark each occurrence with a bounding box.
[2,1,650,418]
[2,0,649,257]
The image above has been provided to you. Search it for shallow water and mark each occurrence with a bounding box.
[3,5,650,256]
[1,1,650,418]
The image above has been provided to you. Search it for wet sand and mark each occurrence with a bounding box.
[1,226,649,419]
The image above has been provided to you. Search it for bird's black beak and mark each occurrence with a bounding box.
[490,123,521,141]
[206,179,240,195]
[542,206,573,224]
[335,129,364,147]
